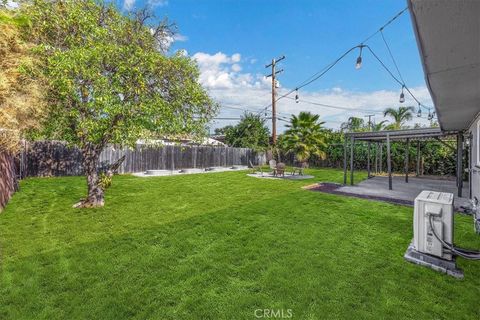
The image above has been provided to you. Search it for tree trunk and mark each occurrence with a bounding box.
[73,143,104,208]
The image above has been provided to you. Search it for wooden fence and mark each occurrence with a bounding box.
[0,152,17,212]
[21,141,266,177]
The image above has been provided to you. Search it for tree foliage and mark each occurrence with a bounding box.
[224,112,270,150]
[0,8,46,153]
[281,111,327,163]
[22,0,217,207]
[340,116,366,133]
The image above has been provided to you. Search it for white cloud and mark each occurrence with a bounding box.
[124,0,168,11]
[231,64,242,72]
[123,0,135,11]
[3,0,19,9]
[148,0,168,7]
[231,53,241,63]
[192,52,433,131]
[173,34,188,42]
[160,33,188,51]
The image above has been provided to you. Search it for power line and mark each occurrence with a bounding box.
[283,96,383,114]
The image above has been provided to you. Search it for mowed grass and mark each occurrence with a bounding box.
[1,168,479,319]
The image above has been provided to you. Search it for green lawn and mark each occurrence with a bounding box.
[1,168,479,319]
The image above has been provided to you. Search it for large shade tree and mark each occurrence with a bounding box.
[224,112,270,150]
[23,0,217,207]
[282,111,327,163]
[383,106,415,130]
[0,8,46,153]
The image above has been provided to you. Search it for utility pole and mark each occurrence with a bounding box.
[265,55,285,144]
[365,114,374,131]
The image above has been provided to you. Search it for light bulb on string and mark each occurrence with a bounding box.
[295,89,299,103]
[417,103,422,117]
[355,45,363,70]
[399,85,405,103]
[427,109,433,120]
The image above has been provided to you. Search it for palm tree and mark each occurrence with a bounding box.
[371,120,389,132]
[383,106,415,129]
[340,116,365,132]
[282,112,327,163]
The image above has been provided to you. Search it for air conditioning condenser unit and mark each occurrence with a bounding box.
[404,190,463,278]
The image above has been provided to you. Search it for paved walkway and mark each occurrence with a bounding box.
[337,176,470,209]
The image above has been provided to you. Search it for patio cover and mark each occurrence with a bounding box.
[343,128,463,196]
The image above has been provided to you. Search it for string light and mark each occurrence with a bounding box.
[399,85,405,103]
[295,89,299,103]
[417,103,422,117]
[355,45,364,70]
[427,109,433,120]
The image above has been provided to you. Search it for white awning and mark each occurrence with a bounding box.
[409,0,480,131]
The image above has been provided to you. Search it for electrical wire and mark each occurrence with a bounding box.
[364,45,432,112]
[240,7,412,124]
[283,96,383,114]
[212,7,427,138]
[360,7,409,44]
[380,30,405,84]
[428,214,480,260]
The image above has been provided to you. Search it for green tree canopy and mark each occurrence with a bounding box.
[214,125,233,136]
[225,112,270,150]
[383,106,415,130]
[282,111,327,163]
[23,0,217,207]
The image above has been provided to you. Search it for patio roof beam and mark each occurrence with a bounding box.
[346,128,458,142]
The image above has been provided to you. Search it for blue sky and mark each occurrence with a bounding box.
[120,0,433,131]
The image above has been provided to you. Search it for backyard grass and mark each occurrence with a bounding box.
[1,168,479,319]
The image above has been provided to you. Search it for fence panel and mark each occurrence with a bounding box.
[0,152,17,212]
[22,141,266,177]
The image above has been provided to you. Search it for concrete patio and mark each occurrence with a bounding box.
[336,176,471,209]
[247,172,314,180]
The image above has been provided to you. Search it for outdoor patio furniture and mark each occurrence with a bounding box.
[275,163,286,177]
[249,160,263,176]
[292,162,308,176]
[269,159,277,175]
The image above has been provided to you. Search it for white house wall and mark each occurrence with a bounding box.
[469,115,480,201]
